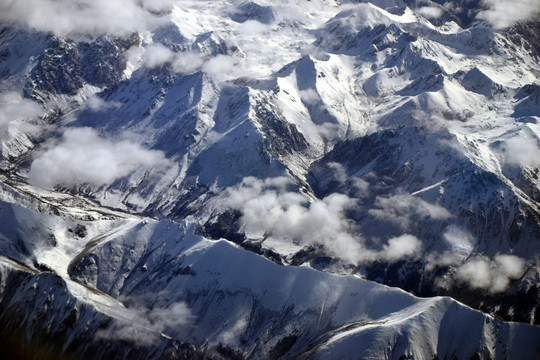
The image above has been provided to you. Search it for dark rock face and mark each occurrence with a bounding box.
[29,37,83,96]
[26,35,132,101]
[506,21,540,60]
[0,266,207,360]
[198,209,246,245]
[513,84,540,118]
[78,36,131,87]
[254,98,309,158]
[69,253,99,288]
[230,2,275,24]
[197,210,283,265]
[459,67,502,98]
[152,23,186,51]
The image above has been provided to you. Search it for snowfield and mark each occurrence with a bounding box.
[0,0,539,358]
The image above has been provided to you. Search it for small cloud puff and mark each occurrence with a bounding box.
[141,44,240,80]
[86,95,121,112]
[142,43,176,69]
[0,92,42,139]
[501,131,540,168]
[29,127,171,188]
[299,88,321,105]
[417,6,443,20]
[236,20,270,35]
[202,54,240,78]
[382,234,423,262]
[455,254,526,293]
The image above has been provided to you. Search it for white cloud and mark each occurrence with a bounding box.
[148,302,193,330]
[142,44,175,69]
[171,52,207,74]
[478,0,540,29]
[237,20,270,35]
[351,177,370,196]
[381,234,422,262]
[501,132,540,168]
[299,88,321,105]
[0,91,42,139]
[215,176,362,263]
[202,54,240,78]
[456,257,492,289]
[425,226,476,272]
[322,162,370,198]
[425,229,526,293]
[0,0,164,36]
[86,95,120,112]
[455,255,526,293]
[417,6,443,19]
[29,127,171,188]
[213,177,424,264]
[140,46,240,79]
[369,193,452,228]
[140,0,174,14]
[442,225,475,253]
[95,301,193,345]
[426,250,467,272]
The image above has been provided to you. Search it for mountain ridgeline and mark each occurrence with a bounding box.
[0,0,539,358]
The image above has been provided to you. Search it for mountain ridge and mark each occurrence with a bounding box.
[0,0,539,358]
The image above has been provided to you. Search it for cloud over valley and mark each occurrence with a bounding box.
[29,127,171,189]
[212,176,425,264]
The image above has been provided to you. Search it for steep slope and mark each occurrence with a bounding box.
[0,182,537,359]
[67,218,540,360]
[0,0,539,358]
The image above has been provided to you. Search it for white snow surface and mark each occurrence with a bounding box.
[0,0,540,358]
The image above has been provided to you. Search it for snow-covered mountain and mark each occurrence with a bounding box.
[0,0,539,358]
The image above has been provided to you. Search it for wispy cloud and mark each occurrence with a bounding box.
[425,225,475,271]
[368,193,452,229]
[381,234,423,262]
[29,127,171,188]
[140,0,174,14]
[236,20,271,35]
[86,94,121,112]
[141,43,240,79]
[171,52,207,74]
[202,54,240,78]
[0,92,42,140]
[478,0,540,29]
[298,88,321,105]
[95,301,193,345]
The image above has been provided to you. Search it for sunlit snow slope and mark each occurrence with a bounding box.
[0,0,539,358]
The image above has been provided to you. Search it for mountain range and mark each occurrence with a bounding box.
[0,0,539,358]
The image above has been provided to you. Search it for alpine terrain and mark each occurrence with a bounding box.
[0,0,539,358]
